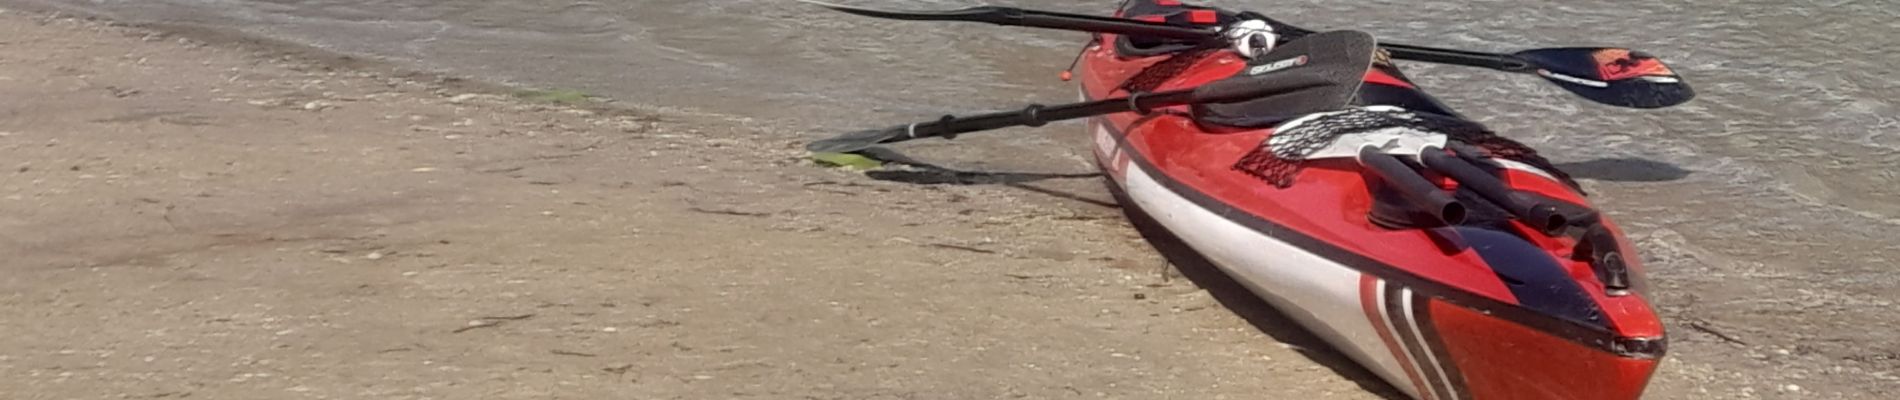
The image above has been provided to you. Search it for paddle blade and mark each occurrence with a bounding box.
[806,125,908,154]
[1192,30,1378,125]
[1513,48,1694,109]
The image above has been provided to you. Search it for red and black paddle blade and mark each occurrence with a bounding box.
[1513,48,1694,109]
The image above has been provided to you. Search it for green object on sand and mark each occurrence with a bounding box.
[810,152,885,170]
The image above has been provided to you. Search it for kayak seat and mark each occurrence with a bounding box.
[1112,0,1240,58]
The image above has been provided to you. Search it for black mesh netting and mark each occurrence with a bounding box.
[1119,47,1221,93]
[1233,107,1581,190]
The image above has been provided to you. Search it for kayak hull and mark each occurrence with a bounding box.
[1078,36,1666,400]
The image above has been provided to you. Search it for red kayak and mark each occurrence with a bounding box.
[1073,2,1667,400]
[800,1,1693,398]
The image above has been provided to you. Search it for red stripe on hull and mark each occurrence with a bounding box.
[1429,301,1660,400]
[1362,276,1434,400]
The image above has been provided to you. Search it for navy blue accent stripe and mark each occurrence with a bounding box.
[1456,227,1613,330]
[1085,107,1659,357]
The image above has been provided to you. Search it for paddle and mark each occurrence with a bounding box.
[797,0,1214,41]
[797,1,1693,109]
[807,30,1378,154]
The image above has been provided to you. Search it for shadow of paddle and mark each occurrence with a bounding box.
[864,168,1100,186]
[1108,184,1410,400]
[1554,157,1692,182]
[854,146,1118,208]
[869,169,1120,209]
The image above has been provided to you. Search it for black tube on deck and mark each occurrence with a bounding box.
[1418,147,1568,234]
[1357,147,1466,226]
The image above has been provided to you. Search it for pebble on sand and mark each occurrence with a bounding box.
[448,94,493,104]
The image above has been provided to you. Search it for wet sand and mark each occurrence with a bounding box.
[2,4,1897,400]
[0,10,1399,400]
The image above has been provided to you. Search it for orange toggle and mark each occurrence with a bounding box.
[1188,10,1217,24]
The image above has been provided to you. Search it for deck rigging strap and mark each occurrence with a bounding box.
[1234,106,1582,191]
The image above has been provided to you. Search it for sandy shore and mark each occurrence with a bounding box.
[1,8,1891,400]
[0,9,1406,400]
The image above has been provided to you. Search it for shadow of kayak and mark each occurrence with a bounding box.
[1555,157,1693,182]
[847,144,1404,397]
[1107,179,1411,400]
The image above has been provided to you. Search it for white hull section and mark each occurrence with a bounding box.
[1118,161,1419,398]
[1094,122,1448,400]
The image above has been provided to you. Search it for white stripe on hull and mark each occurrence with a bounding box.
[1378,281,1435,399]
[1110,139,1425,400]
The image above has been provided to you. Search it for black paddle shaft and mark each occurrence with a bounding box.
[1256,17,1534,73]
[898,90,1197,143]
[990,7,1215,40]
[806,1,1216,41]
[1381,44,1534,72]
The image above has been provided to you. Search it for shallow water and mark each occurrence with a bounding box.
[16,0,1896,181]
[9,0,1900,396]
